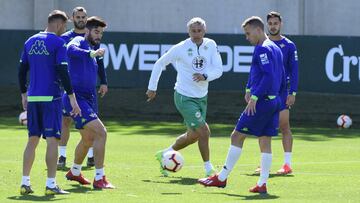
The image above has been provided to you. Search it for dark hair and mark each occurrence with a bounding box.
[48,10,68,23]
[72,6,87,16]
[267,11,282,22]
[86,16,107,29]
[242,16,264,30]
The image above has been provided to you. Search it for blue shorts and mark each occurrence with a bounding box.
[62,93,98,129]
[62,92,98,117]
[235,97,281,137]
[27,99,62,139]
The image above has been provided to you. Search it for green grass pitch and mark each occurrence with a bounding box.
[1,117,359,202]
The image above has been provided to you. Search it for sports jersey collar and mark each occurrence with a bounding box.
[39,31,56,35]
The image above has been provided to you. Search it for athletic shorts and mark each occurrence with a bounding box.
[235,97,281,137]
[62,93,98,129]
[27,99,62,139]
[174,91,207,130]
[62,92,98,117]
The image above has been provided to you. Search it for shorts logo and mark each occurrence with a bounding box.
[195,111,201,118]
[89,113,97,118]
[192,56,206,71]
[260,53,269,65]
[81,118,87,123]
[191,123,196,127]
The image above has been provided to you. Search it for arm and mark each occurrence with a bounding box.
[97,57,108,85]
[205,41,223,81]
[289,44,299,96]
[67,44,91,58]
[18,62,29,111]
[148,45,177,91]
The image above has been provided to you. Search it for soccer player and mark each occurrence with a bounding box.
[62,16,114,189]
[147,17,223,177]
[198,16,286,194]
[252,11,298,175]
[18,10,81,195]
[57,6,108,169]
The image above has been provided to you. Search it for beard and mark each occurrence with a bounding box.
[74,21,85,30]
[268,29,280,36]
[88,35,100,46]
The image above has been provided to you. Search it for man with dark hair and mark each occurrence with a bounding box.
[62,16,114,189]
[19,10,81,195]
[58,7,108,169]
[199,16,286,194]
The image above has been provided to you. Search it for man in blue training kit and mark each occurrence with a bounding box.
[62,16,114,189]
[58,6,108,169]
[18,10,81,195]
[199,16,286,194]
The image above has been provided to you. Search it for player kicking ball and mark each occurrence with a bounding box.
[62,16,114,189]
[198,16,286,194]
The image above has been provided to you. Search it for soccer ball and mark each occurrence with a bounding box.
[162,151,184,172]
[337,115,352,128]
[19,111,27,125]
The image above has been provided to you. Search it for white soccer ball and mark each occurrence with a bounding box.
[19,111,27,125]
[337,115,352,128]
[162,151,184,172]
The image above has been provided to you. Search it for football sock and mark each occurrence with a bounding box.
[87,147,94,158]
[21,176,30,186]
[46,177,56,188]
[204,161,214,172]
[59,146,66,157]
[257,153,272,186]
[71,163,82,176]
[218,145,242,181]
[284,152,292,166]
[95,168,104,181]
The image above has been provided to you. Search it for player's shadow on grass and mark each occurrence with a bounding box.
[245,173,295,178]
[220,192,279,200]
[7,195,64,202]
[142,176,198,185]
[65,184,93,193]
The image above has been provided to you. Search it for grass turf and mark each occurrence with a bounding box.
[0,117,359,202]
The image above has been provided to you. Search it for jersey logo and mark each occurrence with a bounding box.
[192,55,207,71]
[260,53,269,65]
[279,43,285,48]
[294,50,298,61]
[187,48,193,56]
[29,40,49,55]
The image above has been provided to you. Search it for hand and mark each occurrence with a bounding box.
[21,93,27,111]
[286,95,296,107]
[245,98,257,116]
[146,89,156,102]
[192,73,205,82]
[98,84,108,98]
[94,48,105,57]
[68,94,81,117]
[244,92,251,103]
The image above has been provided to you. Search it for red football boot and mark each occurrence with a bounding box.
[198,174,227,188]
[249,183,267,193]
[93,176,115,189]
[276,164,293,175]
[65,170,91,185]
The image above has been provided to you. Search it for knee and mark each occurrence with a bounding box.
[230,131,246,145]
[82,136,94,148]
[279,123,291,135]
[63,117,72,127]
[95,126,107,140]
[185,131,199,144]
[198,125,210,138]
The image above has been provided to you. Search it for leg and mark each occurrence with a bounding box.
[22,136,40,176]
[198,130,246,187]
[278,109,293,174]
[57,116,72,169]
[46,137,59,179]
[253,136,272,192]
